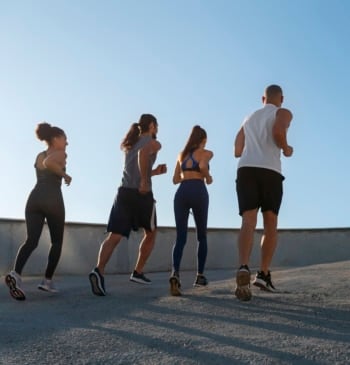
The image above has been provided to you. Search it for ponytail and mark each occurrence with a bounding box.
[180,125,207,160]
[121,123,140,151]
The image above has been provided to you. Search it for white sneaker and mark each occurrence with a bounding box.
[38,279,59,293]
[5,270,26,301]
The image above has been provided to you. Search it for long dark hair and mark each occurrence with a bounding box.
[180,125,207,160]
[121,114,157,151]
[36,122,65,145]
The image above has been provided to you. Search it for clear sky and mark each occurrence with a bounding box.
[1,0,349,229]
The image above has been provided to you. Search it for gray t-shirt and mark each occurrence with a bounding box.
[121,135,156,189]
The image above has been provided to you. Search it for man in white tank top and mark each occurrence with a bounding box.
[233,85,293,301]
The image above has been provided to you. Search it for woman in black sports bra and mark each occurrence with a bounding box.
[169,125,213,296]
[5,122,72,301]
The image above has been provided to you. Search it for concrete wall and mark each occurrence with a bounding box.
[1,218,349,276]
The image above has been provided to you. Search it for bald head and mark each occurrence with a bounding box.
[263,84,284,107]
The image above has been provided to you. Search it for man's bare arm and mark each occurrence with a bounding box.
[138,140,162,193]
[234,127,245,157]
[272,108,293,157]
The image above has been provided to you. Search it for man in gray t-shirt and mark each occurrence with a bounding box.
[89,114,167,296]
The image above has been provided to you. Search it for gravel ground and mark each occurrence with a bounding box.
[0,261,349,365]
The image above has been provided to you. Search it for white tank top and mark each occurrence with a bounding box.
[237,104,282,174]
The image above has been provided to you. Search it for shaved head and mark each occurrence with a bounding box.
[263,84,284,106]
[265,84,283,98]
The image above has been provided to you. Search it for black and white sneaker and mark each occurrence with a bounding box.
[193,274,208,287]
[5,271,26,301]
[130,270,151,285]
[253,271,277,292]
[89,267,106,296]
[235,265,252,301]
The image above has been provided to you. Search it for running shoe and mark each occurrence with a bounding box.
[89,267,106,296]
[169,272,181,296]
[235,265,252,301]
[129,270,151,285]
[5,271,26,301]
[193,274,208,287]
[253,270,277,292]
[38,279,59,293]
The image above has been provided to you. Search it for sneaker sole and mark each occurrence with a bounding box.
[37,285,59,293]
[235,270,252,301]
[193,282,208,288]
[89,272,106,296]
[129,277,151,285]
[5,275,26,301]
[253,279,276,293]
[169,277,181,296]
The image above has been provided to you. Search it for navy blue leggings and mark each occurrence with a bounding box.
[172,179,209,274]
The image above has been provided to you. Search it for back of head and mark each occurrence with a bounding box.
[138,114,157,134]
[36,122,65,145]
[121,114,157,151]
[181,125,207,160]
[264,84,283,106]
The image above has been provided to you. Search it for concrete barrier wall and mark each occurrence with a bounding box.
[1,218,349,276]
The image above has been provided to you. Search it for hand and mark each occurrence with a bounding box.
[63,174,72,186]
[283,146,293,157]
[206,175,213,185]
[156,164,167,175]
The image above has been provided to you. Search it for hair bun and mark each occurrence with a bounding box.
[36,122,52,141]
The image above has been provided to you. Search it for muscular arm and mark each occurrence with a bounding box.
[272,108,293,156]
[234,127,245,157]
[138,140,161,192]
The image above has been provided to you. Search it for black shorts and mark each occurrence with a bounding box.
[236,167,284,216]
[107,187,156,238]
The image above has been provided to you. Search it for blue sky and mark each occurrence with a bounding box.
[1,0,349,229]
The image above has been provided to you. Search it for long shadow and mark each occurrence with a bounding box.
[88,320,321,365]
[1,274,349,364]
[184,292,350,341]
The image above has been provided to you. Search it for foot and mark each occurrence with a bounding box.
[130,270,152,285]
[235,265,252,301]
[89,267,106,296]
[169,272,181,296]
[193,274,208,287]
[38,278,59,293]
[253,270,277,292]
[5,271,26,301]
